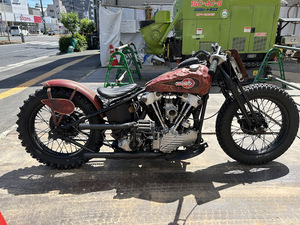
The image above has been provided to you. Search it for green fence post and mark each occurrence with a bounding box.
[104,51,134,87]
[120,46,142,80]
[253,48,285,88]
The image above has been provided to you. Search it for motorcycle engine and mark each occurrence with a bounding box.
[109,92,202,153]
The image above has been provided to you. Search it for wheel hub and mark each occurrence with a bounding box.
[49,113,80,139]
[238,111,268,135]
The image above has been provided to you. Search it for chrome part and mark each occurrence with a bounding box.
[118,137,132,152]
[136,120,155,132]
[155,100,165,125]
[152,133,160,149]
[173,102,187,126]
[189,64,199,72]
[151,103,167,130]
[172,105,192,131]
[160,130,198,153]
[180,94,202,108]
[230,57,243,81]
[116,92,204,153]
[142,92,162,105]
[181,121,190,128]
[209,45,227,65]
[164,103,178,124]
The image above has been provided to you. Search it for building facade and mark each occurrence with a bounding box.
[46,0,66,22]
[61,0,94,20]
[0,0,42,35]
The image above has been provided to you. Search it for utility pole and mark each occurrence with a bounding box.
[70,0,74,12]
[1,0,10,41]
[40,0,47,34]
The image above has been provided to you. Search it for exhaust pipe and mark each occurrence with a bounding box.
[79,122,136,130]
[84,152,164,159]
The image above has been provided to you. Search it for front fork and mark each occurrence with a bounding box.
[218,66,263,130]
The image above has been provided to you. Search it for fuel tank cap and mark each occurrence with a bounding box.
[189,64,199,72]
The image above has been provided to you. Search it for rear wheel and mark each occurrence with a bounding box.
[17,87,103,169]
[216,83,299,164]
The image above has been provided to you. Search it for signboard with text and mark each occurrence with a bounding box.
[15,14,34,23]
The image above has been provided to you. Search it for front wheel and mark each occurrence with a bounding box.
[216,83,299,165]
[17,87,103,169]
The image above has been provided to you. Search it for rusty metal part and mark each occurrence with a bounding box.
[42,88,77,127]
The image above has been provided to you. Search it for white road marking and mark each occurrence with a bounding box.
[0,56,49,72]
[25,41,58,46]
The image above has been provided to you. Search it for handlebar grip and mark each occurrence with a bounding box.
[208,58,219,76]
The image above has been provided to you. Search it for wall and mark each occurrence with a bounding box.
[11,0,28,15]
[280,1,300,37]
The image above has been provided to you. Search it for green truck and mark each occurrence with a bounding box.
[140,0,281,64]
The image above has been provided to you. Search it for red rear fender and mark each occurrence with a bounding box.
[42,79,103,115]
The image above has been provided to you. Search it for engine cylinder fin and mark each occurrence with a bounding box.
[159,130,198,153]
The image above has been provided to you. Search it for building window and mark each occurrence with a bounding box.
[50,10,54,12]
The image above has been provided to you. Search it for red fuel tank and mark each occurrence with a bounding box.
[145,65,212,95]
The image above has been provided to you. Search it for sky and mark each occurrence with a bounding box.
[27,0,53,8]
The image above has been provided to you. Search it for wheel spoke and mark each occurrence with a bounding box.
[230,97,284,152]
[33,104,93,155]
[251,103,282,127]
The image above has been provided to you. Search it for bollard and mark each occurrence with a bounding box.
[20,33,25,43]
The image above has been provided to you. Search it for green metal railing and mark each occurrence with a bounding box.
[253,47,285,87]
[104,42,142,87]
[253,45,300,89]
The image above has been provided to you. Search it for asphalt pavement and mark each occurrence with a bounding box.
[0,49,101,134]
[0,55,300,224]
[0,35,59,67]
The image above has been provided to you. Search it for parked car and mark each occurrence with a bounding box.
[48,29,55,35]
[10,26,29,36]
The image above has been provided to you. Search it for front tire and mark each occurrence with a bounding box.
[17,88,103,169]
[216,83,299,165]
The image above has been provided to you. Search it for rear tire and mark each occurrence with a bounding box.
[216,83,299,164]
[17,87,103,169]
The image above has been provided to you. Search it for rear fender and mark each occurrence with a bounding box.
[42,79,104,117]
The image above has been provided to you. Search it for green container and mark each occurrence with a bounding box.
[174,0,281,61]
[140,0,281,62]
[140,11,171,55]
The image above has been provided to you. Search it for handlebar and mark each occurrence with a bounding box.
[208,58,219,76]
[208,44,225,76]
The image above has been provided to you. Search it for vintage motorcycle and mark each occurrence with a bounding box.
[17,44,299,169]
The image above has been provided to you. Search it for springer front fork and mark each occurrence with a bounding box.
[218,66,263,131]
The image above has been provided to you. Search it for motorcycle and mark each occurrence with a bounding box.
[17,44,299,169]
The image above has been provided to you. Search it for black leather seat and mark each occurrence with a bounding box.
[97,83,139,99]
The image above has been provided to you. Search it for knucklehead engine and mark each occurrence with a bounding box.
[105,64,212,153]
